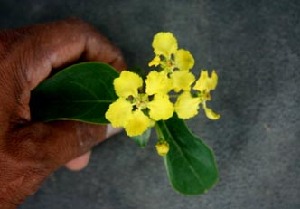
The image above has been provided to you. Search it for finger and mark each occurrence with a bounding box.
[15,18,126,90]
[65,151,91,171]
[10,123,123,169]
[9,121,107,169]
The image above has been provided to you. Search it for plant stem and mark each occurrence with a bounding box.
[155,122,165,141]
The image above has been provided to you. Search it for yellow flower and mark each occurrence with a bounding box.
[171,71,195,92]
[148,32,177,70]
[175,70,220,120]
[148,32,194,74]
[155,140,170,157]
[106,70,174,137]
[194,70,220,120]
[174,91,200,119]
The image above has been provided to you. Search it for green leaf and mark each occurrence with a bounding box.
[30,62,119,124]
[156,115,219,195]
[131,128,152,148]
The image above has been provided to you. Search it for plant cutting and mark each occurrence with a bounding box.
[30,32,220,195]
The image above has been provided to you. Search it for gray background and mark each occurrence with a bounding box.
[0,0,299,208]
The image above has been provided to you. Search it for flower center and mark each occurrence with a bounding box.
[197,90,211,103]
[134,94,149,110]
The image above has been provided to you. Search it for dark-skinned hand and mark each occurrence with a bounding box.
[0,19,126,209]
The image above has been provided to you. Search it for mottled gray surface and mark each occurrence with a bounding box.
[0,0,299,208]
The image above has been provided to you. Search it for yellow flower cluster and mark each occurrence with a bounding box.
[105,32,220,138]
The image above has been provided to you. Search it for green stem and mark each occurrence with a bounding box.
[155,122,165,141]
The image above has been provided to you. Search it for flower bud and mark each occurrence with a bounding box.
[155,141,170,157]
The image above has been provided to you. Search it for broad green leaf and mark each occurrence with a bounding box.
[30,62,119,124]
[131,128,152,148]
[156,116,219,195]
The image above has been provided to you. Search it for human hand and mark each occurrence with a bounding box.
[0,19,126,208]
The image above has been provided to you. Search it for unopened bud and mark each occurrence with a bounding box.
[155,141,170,157]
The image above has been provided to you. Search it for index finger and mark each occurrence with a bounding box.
[15,18,126,90]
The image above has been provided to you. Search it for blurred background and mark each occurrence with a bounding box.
[0,0,299,208]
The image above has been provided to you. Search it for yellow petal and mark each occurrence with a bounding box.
[193,70,218,91]
[171,71,195,92]
[152,32,178,58]
[155,141,170,157]
[114,71,143,98]
[203,106,220,120]
[148,56,161,67]
[147,94,174,120]
[211,70,218,89]
[174,49,194,71]
[145,71,172,95]
[105,98,133,127]
[174,91,200,119]
[125,110,154,137]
